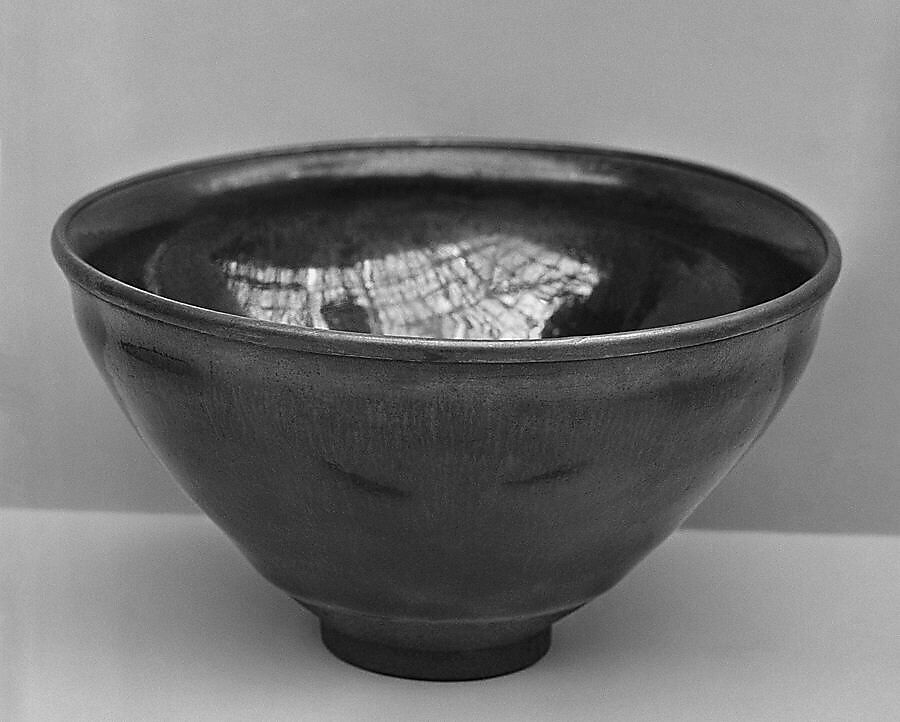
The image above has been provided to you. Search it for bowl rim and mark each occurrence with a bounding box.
[52,138,841,363]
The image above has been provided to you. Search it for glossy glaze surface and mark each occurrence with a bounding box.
[53,141,840,680]
[90,177,810,340]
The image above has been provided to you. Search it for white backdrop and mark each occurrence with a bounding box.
[2,1,898,533]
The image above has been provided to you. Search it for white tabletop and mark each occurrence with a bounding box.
[2,508,897,721]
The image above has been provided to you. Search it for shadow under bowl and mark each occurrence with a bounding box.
[53,140,840,680]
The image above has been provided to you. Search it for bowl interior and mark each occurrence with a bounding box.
[80,147,822,341]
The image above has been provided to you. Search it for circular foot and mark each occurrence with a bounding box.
[320,623,551,681]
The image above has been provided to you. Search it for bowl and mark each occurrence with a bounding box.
[52,140,840,681]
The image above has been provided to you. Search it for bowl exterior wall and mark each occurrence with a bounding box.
[71,284,824,623]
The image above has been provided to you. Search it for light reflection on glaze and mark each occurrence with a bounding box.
[89,176,812,341]
[220,234,603,339]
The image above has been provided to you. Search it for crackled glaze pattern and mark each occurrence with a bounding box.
[92,176,810,341]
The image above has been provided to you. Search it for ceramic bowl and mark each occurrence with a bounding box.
[53,140,840,680]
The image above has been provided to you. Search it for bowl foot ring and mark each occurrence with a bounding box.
[320,623,551,681]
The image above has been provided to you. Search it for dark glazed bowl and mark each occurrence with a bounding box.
[53,140,840,681]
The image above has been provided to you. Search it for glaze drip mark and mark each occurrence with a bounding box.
[503,463,584,488]
[323,460,410,499]
[120,342,198,378]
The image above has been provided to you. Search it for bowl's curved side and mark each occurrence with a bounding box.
[68,279,827,666]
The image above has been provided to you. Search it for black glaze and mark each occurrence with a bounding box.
[54,140,840,681]
[88,177,810,341]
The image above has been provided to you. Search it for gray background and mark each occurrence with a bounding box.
[2,1,897,533]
